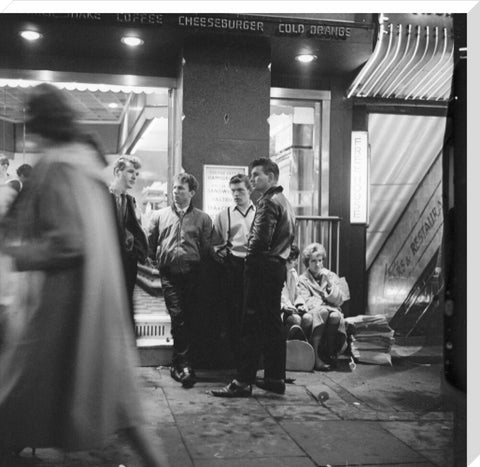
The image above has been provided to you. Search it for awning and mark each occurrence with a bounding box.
[0,78,164,95]
[347,13,454,101]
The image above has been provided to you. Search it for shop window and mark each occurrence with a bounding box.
[269,88,330,216]
[0,76,173,230]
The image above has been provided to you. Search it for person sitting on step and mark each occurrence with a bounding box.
[280,245,307,341]
[297,242,349,371]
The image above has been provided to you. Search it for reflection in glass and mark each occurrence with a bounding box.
[269,101,320,216]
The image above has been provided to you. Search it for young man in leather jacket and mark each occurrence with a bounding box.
[212,157,296,397]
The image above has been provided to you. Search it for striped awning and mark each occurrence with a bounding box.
[347,13,454,101]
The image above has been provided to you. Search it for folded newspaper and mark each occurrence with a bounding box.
[345,314,395,365]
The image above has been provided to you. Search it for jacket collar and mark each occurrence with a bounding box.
[172,202,193,217]
[259,185,283,200]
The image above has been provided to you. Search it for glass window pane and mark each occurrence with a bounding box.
[269,101,320,216]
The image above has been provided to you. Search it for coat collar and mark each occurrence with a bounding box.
[259,185,283,200]
[171,202,193,217]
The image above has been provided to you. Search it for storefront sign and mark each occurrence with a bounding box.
[387,189,443,279]
[36,14,367,41]
[350,131,369,224]
[203,164,248,219]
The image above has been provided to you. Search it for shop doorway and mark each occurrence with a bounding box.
[0,72,175,231]
[269,88,331,217]
[269,88,339,273]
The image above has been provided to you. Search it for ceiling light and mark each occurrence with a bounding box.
[121,36,144,47]
[20,30,42,41]
[108,102,119,109]
[295,54,317,64]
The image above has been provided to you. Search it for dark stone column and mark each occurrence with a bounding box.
[180,38,271,208]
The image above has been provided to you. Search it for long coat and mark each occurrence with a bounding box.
[0,142,144,450]
[297,268,348,347]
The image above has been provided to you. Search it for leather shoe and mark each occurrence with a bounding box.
[180,367,196,388]
[210,381,252,398]
[170,366,182,383]
[255,378,286,395]
[170,366,197,388]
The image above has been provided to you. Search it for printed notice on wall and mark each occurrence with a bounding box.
[203,165,248,219]
[350,131,370,224]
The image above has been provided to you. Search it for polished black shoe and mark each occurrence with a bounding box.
[210,381,252,398]
[170,365,183,383]
[170,366,197,388]
[255,378,286,395]
[180,367,197,388]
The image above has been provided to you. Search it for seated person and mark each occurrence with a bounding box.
[297,242,349,371]
[280,245,307,341]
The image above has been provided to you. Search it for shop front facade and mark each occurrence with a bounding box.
[0,13,460,332]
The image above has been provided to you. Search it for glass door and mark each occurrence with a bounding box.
[269,88,331,217]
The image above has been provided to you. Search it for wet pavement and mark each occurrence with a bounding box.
[6,352,461,467]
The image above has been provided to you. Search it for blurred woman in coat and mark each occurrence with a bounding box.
[0,83,167,466]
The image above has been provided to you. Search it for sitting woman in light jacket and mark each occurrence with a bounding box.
[297,242,349,371]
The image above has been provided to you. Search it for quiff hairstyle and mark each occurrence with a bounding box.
[229,173,252,191]
[302,242,327,268]
[249,157,280,181]
[113,155,142,174]
[174,172,199,192]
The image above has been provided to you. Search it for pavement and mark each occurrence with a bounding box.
[6,350,463,467]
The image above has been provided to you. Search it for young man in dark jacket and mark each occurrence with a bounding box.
[212,158,296,397]
[110,155,148,332]
[148,172,212,388]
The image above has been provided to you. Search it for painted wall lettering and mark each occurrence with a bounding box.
[308,25,351,39]
[410,200,443,256]
[178,16,264,32]
[277,23,305,35]
[115,14,164,25]
[387,194,443,280]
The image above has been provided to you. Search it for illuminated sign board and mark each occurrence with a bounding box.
[350,131,369,224]
[36,14,370,41]
[203,164,248,219]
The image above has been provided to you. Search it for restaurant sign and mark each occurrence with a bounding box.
[350,131,370,225]
[36,14,369,41]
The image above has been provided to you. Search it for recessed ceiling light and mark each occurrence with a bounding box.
[20,30,42,41]
[108,102,119,109]
[121,36,144,47]
[295,54,318,64]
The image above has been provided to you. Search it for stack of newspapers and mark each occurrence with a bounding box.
[345,314,395,365]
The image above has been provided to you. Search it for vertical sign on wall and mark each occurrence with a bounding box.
[350,131,369,224]
[203,164,248,219]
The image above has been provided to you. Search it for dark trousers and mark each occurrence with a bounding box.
[160,269,199,369]
[237,257,287,383]
[222,255,245,367]
[123,254,138,333]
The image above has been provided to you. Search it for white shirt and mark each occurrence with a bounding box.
[212,203,255,258]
